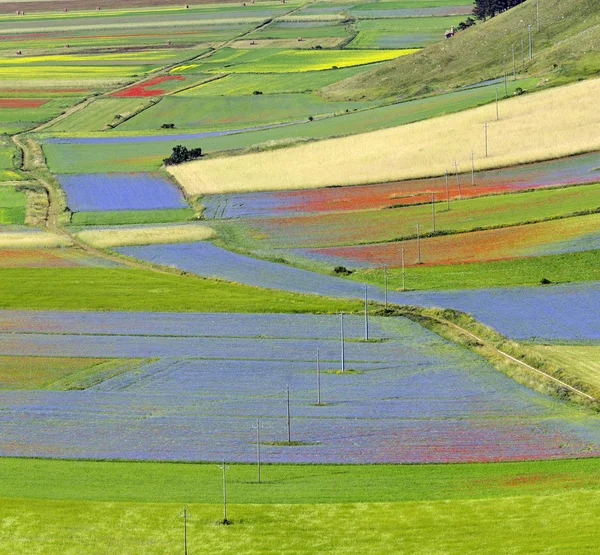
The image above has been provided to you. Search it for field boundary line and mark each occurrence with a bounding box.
[428,314,596,401]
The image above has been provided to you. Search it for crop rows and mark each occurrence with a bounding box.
[301,212,600,268]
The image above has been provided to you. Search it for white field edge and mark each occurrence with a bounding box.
[168,78,600,195]
[75,223,215,248]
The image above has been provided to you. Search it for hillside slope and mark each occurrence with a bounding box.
[322,0,600,100]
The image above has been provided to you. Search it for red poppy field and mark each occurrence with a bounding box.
[111,75,185,97]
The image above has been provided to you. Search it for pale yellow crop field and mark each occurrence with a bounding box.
[76,224,215,248]
[530,345,600,390]
[168,78,600,195]
[0,232,71,248]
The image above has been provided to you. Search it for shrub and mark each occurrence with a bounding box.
[161,123,175,129]
[163,145,202,166]
[333,265,353,276]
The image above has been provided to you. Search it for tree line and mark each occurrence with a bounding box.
[473,0,527,20]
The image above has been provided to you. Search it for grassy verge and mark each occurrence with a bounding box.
[0,267,361,313]
[390,305,600,404]
[528,345,600,391]
[70,208,195,226]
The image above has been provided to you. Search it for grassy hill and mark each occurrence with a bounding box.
[322,0,600,100]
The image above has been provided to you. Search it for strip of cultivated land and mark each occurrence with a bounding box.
[1,458,600,553]
[169,78,600,194]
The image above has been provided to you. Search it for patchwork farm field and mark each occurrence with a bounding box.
[1,311,599,462]
[2,0,600,551]
[201,151,600,218]
[224,183,600,249]
[169,78,600,194]
[40,77,536,172]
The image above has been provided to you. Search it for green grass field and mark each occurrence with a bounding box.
[353,249,600,291]
[43,98,153,133]
[116,94,378,132]
[0,97,85,134]
[70,208,195,226]
[42,78,535,173]
[0,268,361,313]
[1,457,600,553]
[177,66,373,96]
[530,345,600,389]
[0,187,27,223]
[210,48,416,73]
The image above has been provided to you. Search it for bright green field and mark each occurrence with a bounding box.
[0,187,26,223]
[42,79,535,173]
[117,94,378,132]
[70,208,195,226]
[0,268,361,313]
[0,97,84,134]
[3,494,600,553]
[237,184,600,248]
[354,249,600,291]
[43,98,150,133]
[177,66,373,96]
[530,345,600,389]
[209,49,415,73]
[2,457,600,553]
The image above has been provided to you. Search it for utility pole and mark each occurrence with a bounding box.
[528,24,533,60]
[218,460,230,524]
[383,264,388,310]
[454,161,462,199]
[416,221,421,264]
[445,170,450,210]
[252,419,262,483]
[537,0,540,32]
[521,38,525,70]
[503,53,508,97]
[484,123,488,158]
[316,348,321,405]
[363,284,369,341]
[340,311,345,373]
[401,242,405,291]
[470,151,475,186]
[431,192,435,233]
[512,45,516,80]
[495,88,499,121]
[180,507,188,555]
[285,384,291,442]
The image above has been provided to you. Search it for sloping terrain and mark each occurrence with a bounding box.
[323,0,600,100]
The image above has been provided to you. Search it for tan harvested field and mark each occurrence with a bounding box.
[531,345,600,391]
[75,223,215,248]
[0,231,71,248]
[169,78,600,195]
